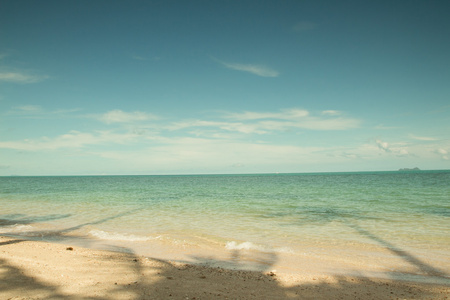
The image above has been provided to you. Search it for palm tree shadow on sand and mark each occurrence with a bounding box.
[0,209,142,250]
[343,221,448,280]
[1,238,448,300]
[1,209,449,299]
[264,205,449,283]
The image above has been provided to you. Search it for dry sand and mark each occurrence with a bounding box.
[1,236,449,299]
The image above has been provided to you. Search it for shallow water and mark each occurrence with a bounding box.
[1,171,449,282]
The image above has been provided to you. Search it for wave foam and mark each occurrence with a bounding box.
[225,241,293,253]
[0,224,34,234]
[89,230,155,242]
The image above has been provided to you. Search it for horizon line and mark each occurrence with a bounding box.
[2,168,448,177]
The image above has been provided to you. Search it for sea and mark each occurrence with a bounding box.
[1,171,449,283]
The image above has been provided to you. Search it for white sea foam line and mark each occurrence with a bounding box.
[88,229,159,242]
[225,241,294,254]
[0,224,34,233]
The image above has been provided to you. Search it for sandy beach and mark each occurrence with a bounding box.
[1,236,448,299]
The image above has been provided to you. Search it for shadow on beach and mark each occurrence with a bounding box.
[0,213,72,226]
[345,221,448,280]
[0,209,142,250]
[1,236,449,299]
[0,211,449,299]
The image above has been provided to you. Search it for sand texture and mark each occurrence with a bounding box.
[0,236,449,299]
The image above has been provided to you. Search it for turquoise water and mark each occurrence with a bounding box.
[1,171,449,280]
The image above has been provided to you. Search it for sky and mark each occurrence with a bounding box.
[1,0,449,176]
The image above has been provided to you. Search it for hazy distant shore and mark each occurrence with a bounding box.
[1,236,449,299]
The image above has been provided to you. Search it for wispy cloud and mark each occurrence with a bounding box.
[222,108,359,132]
[0,71,49,83]
[225,109,309,121]
[409,134,438,141]
[97,110,159,124]
[223,62,279,77]
[0,108,360,153]
[436,148,448,160]
[93,137,327,173]
[213,58,279,77]
[2,104,449,174]
[14,105,42,112]
[170,120,269,135]
[374,124,401,130]
[376,139,391,153]
[0,130,141,151]
[0,131,96,151]
[375,139,412,157]
[167,108,360,138]
[0,53,48,83]
[321,110,341,116]
[6,105,81,118]
[131,55,147,61]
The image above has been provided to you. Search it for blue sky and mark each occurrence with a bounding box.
[1,0,449,175]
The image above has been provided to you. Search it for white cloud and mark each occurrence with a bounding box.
[98,110,158,124]
[374,124,400,130]
[2,118,449,175]
[437,148,448,155]
[409,134,438,141]
[223,62,279,77]
[93,137,327,172]
[169,120,268,135]
[131,55,147,61]
[0,108,360,154]
[0,107,394,175]
[169,109,359,135]
[225,111,282,121]
[226,109,309,121]
[436,148,449,160]
[0,130,141,151]
[375,139,415,157]
[223,108,359,132]
[296,117,360,131]
[0,131,94,151]
[285,109,310,118]
[6,105,81,118]
[322,110,341,116]
[397,149,410,156]
[376,139,390,153]
[0,72,49,83]
[14,105,42,112]
[213,57,279,77]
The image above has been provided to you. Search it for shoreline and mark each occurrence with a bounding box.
[3,223,449,285]
[1,236,449,299]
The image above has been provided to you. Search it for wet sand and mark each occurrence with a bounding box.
[1,236,449,299]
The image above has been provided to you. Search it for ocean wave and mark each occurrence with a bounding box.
[225,241,293,253]
[89,229,157,242]
[0,224,35,234]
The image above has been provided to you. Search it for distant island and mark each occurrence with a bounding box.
[398,167,421,171]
